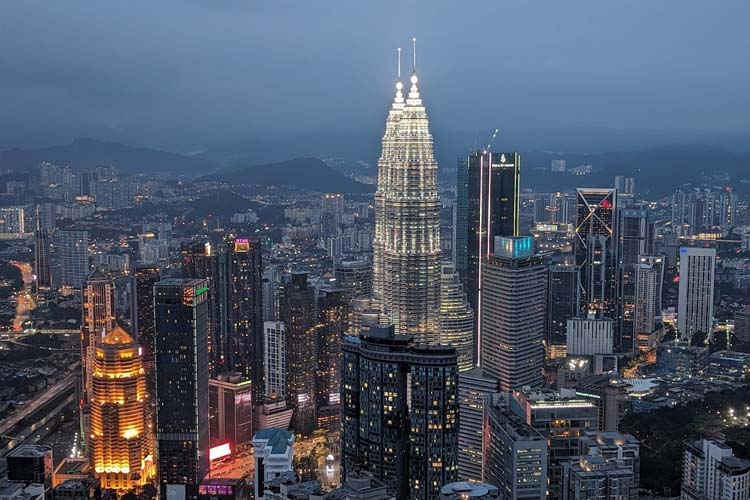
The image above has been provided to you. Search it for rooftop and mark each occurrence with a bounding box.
[8,445,52,458]
[440,481,500,499]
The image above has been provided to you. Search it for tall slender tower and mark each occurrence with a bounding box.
[372,42,442,340]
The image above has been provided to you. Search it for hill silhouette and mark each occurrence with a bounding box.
[200,157,374,194]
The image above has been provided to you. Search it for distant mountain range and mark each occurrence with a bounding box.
[199,157,375,194]
[0,138,216,175]
[520,144,750,196]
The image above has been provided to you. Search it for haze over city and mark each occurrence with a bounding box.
[0,3,749,500]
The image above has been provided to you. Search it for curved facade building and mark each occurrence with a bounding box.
[90,326,152,491]
[372,56,442,341]
[439,262,474,372]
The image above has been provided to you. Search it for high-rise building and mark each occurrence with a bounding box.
[0,206,25,235]
[154,279,210,500]
[633,262,658,352]
[263,321,286,400]
[439,262,474,372]
[483,394,547,500]
[574,189,619,341]
[181,240,221,372]
[618,207,651,354]
[480,236,546,391]
[57,229,89,288]
[681,439,750,500]
[334,258,372,301]
[546,264,580,355]
[34,228,52,289]
[457,368,498,482]
[209,373,253,451]
[567,314,614,356]
[372,57,442,340]
[320,193,344,253]
[551,159,566,172]
[736,309,750,344]
[90,326,152,491]
[509,389,599,500]
[278,272,317,436]
[81,270,116,402]
[221,237,264,400]
[317,287,348,429]
[262,266,279,323]
[129,265,160,370]
[182,238,264,394]
[341,325,459,500]
[459,151,521,361]
[677,247,716,340]
[639,255,665,315]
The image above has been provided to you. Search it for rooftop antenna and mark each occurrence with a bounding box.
[412,37,417,73]
[397,47,401,80]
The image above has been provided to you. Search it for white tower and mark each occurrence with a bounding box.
[372,40,442,340]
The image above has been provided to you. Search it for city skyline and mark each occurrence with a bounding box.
[0,5,749,500]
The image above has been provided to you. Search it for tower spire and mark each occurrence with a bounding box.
[393,47,404,106]
[412,37,417,74]
[408,37,420,101]
[397,47,401,80]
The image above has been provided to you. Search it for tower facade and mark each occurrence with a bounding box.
[90,326,152,491]
[574,189,619,346]
[57,229,89,289]
[439,262,474,372]
[129,265,160,370]
[372,59,442,340]
[81,270,116,399]
[341,326,459,500]
[459,151,521,362]
[154,279,209,500]
[677,247,716,339]
[278,272,317,436]
[480,237,546,391]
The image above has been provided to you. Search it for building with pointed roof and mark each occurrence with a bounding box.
[90,325,153,492]
[372,41,442,341]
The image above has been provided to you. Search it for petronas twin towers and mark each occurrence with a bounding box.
[372,42,442,343]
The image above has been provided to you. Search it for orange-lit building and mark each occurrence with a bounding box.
[90,326,153,491]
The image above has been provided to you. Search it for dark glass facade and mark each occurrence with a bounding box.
[341,326,459,500]
[154,279,210,500]
[279,272,317,436]
[460,151,520,363]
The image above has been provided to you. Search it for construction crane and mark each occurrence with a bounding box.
[484,128,500,152]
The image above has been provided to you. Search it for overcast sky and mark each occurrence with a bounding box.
[1,0,748,151]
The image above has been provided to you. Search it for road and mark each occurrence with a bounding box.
[0,371,77,438]
[10,261,34,332]
[0,391,77,477]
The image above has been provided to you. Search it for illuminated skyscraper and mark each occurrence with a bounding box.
[90,326,152,492]
[58,229,89,289]
[677,247,716,340]
[480,237,546,391]
[574,189,619,347]
[457,151,521,363]
[372,44,442,340]
[129,265,160,371]
[81,270,116,400]
[341,325,459,500]
[439,262,474,372]
[317,288,348,421]
[221,237,264,400]
[154,279,209,500]
[279,272,317,436]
